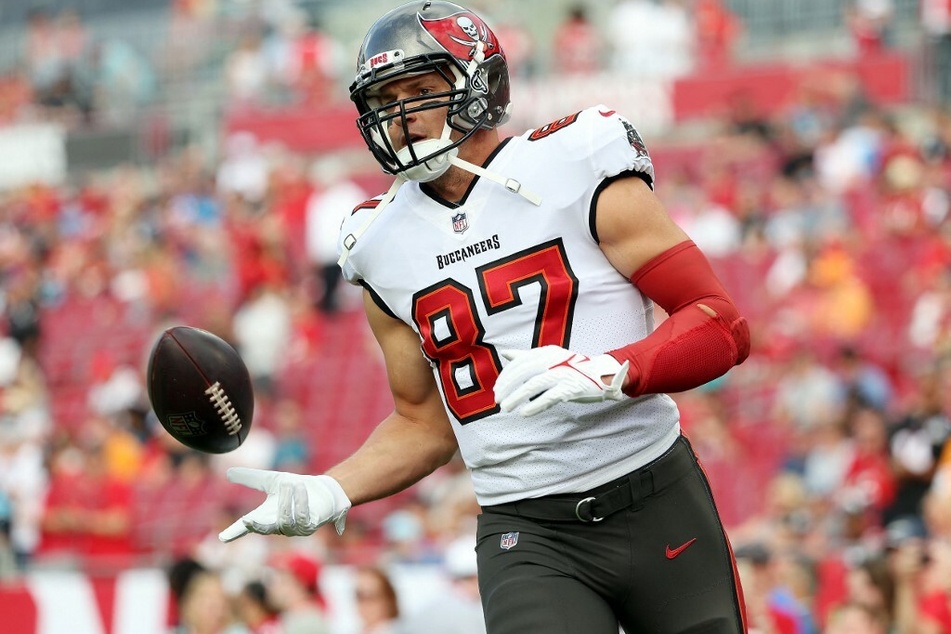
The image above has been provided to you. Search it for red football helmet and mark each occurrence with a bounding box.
[349,1,511,181]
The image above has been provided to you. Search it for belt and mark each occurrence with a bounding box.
[483,435,695,524]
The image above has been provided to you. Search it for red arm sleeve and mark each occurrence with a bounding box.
[607,240,750,398]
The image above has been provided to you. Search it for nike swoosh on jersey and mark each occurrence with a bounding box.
[598,109,616,117]
[665,538,697,559]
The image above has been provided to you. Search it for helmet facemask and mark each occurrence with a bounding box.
[350,2,511,182]
[355,61,473,182]
[339,3,535,268]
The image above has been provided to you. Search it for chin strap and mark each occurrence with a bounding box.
[338,152,543,268]
[448,155,542,206]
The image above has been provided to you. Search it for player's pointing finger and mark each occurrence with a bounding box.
[227,467,278,492]
[219,518,250,542]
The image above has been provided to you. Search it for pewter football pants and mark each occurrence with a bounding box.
[476,436,747,633]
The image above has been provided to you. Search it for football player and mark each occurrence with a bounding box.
[220,2,751,632]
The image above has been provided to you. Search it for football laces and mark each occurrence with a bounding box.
[205,381,242,435]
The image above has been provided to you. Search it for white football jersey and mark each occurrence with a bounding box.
[339,105,681,505]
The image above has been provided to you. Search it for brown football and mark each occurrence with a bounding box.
[146,326,253,453]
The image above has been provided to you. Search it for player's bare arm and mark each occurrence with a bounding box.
[217,290,458,542]
[595,175,720,320]
[595,173,751,397]
[325,289,459,506]
[593,174,691,279]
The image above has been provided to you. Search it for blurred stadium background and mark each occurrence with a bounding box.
[0,0,950,632]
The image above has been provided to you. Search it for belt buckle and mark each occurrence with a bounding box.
[575,496,604,523]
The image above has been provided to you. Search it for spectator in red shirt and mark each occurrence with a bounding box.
[268,551,331,634]
[81,451,135,569]
[837,407,897,537]
[845,0,894,55]
[917,538,951,633]
[284,16,340,107]
[0,71,33,125]
[552,5,603,75]
[40,441,135,570]
[692,0,741,71]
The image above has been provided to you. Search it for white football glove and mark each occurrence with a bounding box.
[218,469,351,543]
[494,346,630,417]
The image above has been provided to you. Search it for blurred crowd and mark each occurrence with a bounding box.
[0,0,950,633]
[0,0,947,185]
[6,0,948,130]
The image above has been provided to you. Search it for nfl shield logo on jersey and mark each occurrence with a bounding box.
[500,531,519,550]
[452,212,469,234]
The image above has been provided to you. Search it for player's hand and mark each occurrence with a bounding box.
[219,469,352,542]
[494,346,630,416]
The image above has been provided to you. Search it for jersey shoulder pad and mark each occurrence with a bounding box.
[337,192,388,285]
[350,196,384,217]
[523,104,655,185]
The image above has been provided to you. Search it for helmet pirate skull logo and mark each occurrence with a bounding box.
[458,16,479,39]
[420,11,500,60]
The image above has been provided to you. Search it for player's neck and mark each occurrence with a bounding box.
[427,129,501,204]
[427,166,472,204]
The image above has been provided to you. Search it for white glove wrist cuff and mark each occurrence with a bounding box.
[315,474,352,512]
[589,353,624,381]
